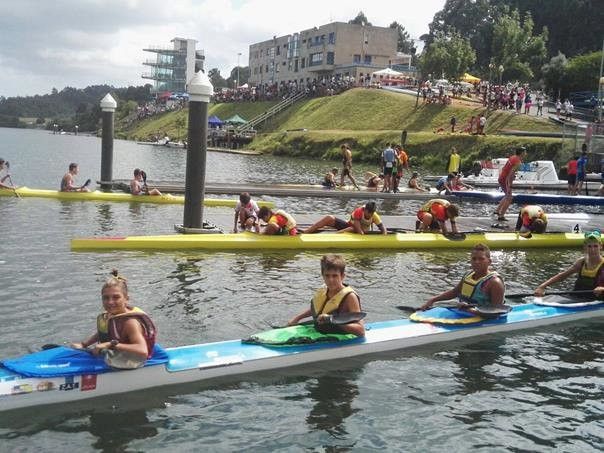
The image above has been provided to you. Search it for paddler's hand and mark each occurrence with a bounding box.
[534,286,546,297]
[316,314,333,325]
[594,286,604,298]
[70,342,85,350]
[419,302,433,311]
[92,342,112,356]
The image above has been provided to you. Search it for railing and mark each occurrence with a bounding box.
[236,90,307,133]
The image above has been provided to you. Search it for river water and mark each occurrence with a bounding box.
[1,128,603,451]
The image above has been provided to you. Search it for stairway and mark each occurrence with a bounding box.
[237,90,307,133]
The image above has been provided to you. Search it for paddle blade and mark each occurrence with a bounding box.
[82,178,91,188]
[331,311,366,325]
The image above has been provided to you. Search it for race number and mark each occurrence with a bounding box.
[572,223,582,233]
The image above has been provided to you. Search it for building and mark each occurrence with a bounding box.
[142,38,205,93]
[248,22,398,87]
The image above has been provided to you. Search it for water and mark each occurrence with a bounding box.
[1,128,604,451]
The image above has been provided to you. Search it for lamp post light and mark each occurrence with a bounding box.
[488,63,494,85]
[498,65,504,86]
[236,52,242,89]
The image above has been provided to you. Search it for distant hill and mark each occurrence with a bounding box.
[0,84,153,119]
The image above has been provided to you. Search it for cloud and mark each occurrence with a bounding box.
[0,0,444,96]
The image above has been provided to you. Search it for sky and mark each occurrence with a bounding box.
[0,0,446,98]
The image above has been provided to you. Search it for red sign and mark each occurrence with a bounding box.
[80,374,97,391]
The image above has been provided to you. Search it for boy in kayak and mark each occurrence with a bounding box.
[534,230,604,298]
[130,169,162,196]
[302,201,387,235]
[258,206,298,235]
[71,270,157,368]
[435,173,455,195]
[420,244,506,311]
[495,147,527,221]
[515,205,547,237]
[408,172,427,192]
[416,199,459,234]
[233,192,260,233]
[0,158,16,189]
[287,254,365,337]
[60,163,90,192]
[321,168,338,189]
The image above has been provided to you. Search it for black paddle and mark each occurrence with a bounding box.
[506,289,596,299]
[81,178,91,189]
[271,311,367,329]
[141,170,149,194]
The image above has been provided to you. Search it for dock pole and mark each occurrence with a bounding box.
[182,71,213,231]
[99,94,117,191]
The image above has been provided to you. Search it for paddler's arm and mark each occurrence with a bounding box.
[233,209,239,233]
[336,293,365,337]
[534,259,582,296]
[287,308,312,326]
[351,218,365,234]
[71,332,99,350]
[486,276,505,306]
[449,219,458,234]
[93,318,148,359]
[376,222,387,235]
[420,282,462,311]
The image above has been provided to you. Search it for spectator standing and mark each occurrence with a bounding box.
[478,114,487,135]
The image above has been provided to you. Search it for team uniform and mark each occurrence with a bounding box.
[267,209,297,236]
[417,199,456,230]
[498,154,522,195]
[459,271,504,307]
[515,205,548,233]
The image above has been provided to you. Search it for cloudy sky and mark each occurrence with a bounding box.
[0,0,445,97]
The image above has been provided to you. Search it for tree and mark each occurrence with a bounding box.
[541,52,568,97]
[349,11,371,26]
[226,66,251,88]
[389,22,416,54]
[419,32,476,80]
[565,51,603,94]
[208,68,227,89]
[489,9,548,82]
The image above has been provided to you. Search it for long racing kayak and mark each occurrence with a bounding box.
[453,190,604,206]
[70,231,584,252]
[1,299,602,412]
[0,187,274,208]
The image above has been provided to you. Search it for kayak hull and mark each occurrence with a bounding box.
[70,231,584,251]
[0,187,274,208]
[453,190,604,206]
[1,301,602,412]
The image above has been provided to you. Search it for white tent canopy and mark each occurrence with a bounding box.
[372,68,404,77]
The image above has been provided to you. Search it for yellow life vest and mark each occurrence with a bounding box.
[97,306,145,340]
[459,271,501,306]
[272,209,297,230]
[448,153,461,173]
[574,258,604,291]
[311,286,356,318]
[421,199,450,212]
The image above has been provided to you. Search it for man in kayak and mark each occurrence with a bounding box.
[435,173,455,195]
[494,147,526,221]
[322,168,338,189]
[130,169,162,196]
[287,254,365,337]
[420,244,506,310]
[416,199,459,234]
[408,172,427,192]
[515,205,547,237]
[233,192,260,233]
[60,163,90,192]
[365,172,384,191]
[534,230,604,298]
[302,201,387,235]
[258,206,298,235]
[71,270,157,368]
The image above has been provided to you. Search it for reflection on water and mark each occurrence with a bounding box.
[88,410,158,451]
[95,204,114,233]
[305,371,361,440]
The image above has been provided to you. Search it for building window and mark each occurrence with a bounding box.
[326,52,334,65]
[288,60,293,71]
[282,61,286,66]
[294,59,299,72]
[301,57,306,68]
[276,46,280,56]
[309,52,323,66]
[353,54,361,63]
[328,32,335,44]
[364,55,372,64]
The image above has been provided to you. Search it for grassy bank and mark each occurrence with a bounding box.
[251,129,566,173]
[120,88,567,172]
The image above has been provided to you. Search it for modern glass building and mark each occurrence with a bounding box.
[142,38,205,93]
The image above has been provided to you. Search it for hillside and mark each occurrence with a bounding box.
[122,88,568,172]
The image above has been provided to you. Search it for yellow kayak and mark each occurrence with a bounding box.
[71,231,584,251]
[0,187,274,208]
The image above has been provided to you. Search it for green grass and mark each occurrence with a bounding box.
[119,88,567,171]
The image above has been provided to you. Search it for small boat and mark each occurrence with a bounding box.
[1,298,602,412]
[427,160,599,191]
[453,190,604,206]
[0,187,274,209]
[136,141,186,149]
[70,231,584,252]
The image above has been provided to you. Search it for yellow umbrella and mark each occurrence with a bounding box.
[461,73,480,83]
